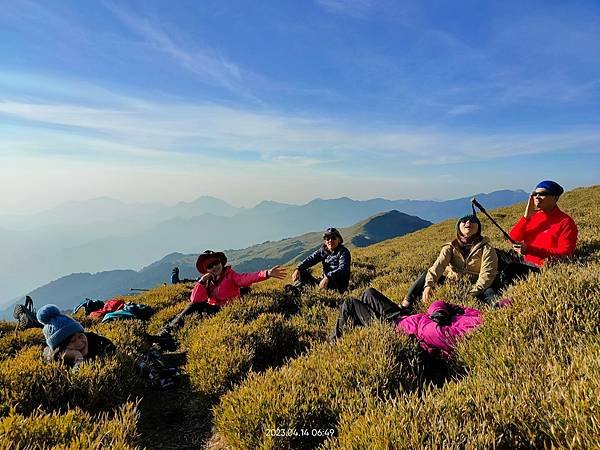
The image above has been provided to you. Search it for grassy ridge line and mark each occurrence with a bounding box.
[0,185,597,448]
[211,186,600,448]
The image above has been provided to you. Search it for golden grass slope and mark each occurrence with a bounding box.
[0,185,598,449]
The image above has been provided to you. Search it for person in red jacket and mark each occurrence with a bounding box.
[159,250,286,335]
[509,180,578,267]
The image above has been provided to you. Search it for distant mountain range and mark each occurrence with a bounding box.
[0,210,431,318]
[0,189,528,307]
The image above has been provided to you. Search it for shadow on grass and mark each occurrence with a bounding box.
[573,239,600,263]
[136,371,213,450]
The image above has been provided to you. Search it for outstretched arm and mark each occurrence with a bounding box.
[267,265,287,280]
[297,248,324,271]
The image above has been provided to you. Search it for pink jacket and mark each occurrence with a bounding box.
[395,300,482,359]
[190,266,269,307]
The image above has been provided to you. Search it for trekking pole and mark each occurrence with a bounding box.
[471,198,518,245]
[130,288,149,292]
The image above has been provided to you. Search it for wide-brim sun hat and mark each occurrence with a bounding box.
[196,250,227,273]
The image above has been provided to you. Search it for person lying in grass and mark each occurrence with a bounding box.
[402,214,500,309]
[160,250,286,335]
[331,287,482,359]
[37,304,115,368]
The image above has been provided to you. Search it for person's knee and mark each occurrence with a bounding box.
[297,267,309,276]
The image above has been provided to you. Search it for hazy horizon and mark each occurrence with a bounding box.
[1,187,535,217]
[1,1,599,217]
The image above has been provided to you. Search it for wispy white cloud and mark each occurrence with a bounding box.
[316,0,375,18]
[447,104,481,116]
[103,2,252,98]
[1,94,599,170]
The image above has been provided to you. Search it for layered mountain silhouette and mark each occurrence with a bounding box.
[1,210,431,316]
[0,189,527,307]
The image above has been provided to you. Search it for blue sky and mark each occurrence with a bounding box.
[1,0,599,213]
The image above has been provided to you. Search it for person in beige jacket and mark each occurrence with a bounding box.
[403,214,499,308]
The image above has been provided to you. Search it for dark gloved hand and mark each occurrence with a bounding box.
[448,304,465,316]
[429,309,451,326]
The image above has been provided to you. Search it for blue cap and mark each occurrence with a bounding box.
[37,304,84,350]
[536,180,564,197]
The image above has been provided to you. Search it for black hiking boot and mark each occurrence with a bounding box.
[13,297,42,330]
[278,284,301,316]
[157,316,183,338]
[145,333,178,352]
[283,284,301,299]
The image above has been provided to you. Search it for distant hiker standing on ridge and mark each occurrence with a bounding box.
[402,214,500,309]
[509,180,578,267]
[170,266,197,284]
[292,227,351,293]
[171,267,180,284]
[159,250,286,335]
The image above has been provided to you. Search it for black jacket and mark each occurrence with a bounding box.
[298,244,351,288]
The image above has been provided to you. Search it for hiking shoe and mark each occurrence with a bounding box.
[145,333,178,352]
[283,284,301,299]
[279,285,301,316]
[156,327,173,338]
[13,304,42,330]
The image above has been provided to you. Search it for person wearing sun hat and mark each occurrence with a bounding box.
[402,213,499,309]
[509,180,578,267]
[292,227,352,293]
[159,250,287,335]
[37,304,115,367]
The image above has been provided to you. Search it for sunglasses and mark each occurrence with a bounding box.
[459,216,477,224]
[206,260,221,269]
[531,191,551,198]
[323,235,338,241]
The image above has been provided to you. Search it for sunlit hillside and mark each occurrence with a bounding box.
[1,185,598,449]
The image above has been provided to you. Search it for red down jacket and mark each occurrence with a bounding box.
[89,299,125,319]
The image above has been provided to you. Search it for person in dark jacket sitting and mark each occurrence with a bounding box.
[292,227,352,293]
[37,304,115,368]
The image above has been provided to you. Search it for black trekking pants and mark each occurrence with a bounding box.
[166,302,221,330]
[330,287,405,340]
[405,271,500,306]
[294,267,348,294]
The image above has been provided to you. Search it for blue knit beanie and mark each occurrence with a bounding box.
[37,304,84,350]
[536,180,564,197]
